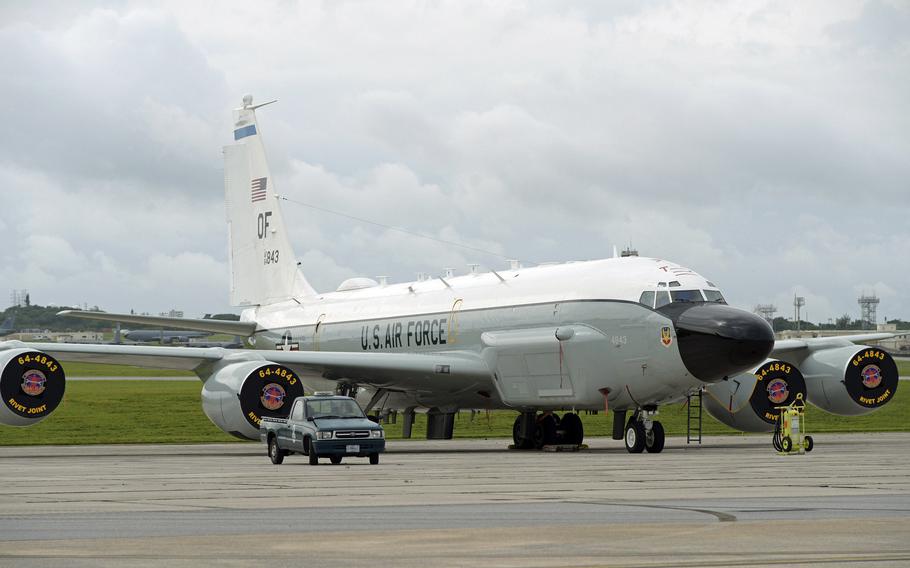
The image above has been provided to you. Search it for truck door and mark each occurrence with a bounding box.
[284,400,304,450]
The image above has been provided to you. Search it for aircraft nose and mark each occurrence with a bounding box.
[662,304,775,383]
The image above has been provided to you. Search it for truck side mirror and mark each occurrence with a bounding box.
[306,416,315,422]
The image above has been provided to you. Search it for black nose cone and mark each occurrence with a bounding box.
[660,304,775,382]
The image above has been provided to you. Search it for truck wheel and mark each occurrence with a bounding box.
[330,455,342,465]
[369,453,379,465]
[268,436,284,465]
[804,435,814,452]
[307,438,319,465]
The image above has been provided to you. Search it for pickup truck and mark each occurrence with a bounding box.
[260,393,385,465]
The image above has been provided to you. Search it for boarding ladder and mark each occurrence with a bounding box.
[686,389,703,444]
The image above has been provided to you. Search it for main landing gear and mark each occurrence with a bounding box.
[512,411,585,449]
[624,409,665,454]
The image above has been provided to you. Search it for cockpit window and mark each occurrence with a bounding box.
[639,291,655,308]
[668,281,681,287]
[655,290,671,308]
[703,289,726,303]
[670,289,704,303]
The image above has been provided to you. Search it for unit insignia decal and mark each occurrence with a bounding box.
[766,378,789,405]
[660,326,672,347]
[260,383,287,411]
[861,364,882,389]
[20,370,47,396]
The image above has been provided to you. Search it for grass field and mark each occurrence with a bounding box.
[897,358,910,376]
[63,362,194,377]
[0,379,907,446]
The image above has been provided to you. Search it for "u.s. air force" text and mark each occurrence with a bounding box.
[361,318,447,350]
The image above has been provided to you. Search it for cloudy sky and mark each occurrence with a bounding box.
[1,0,907,322]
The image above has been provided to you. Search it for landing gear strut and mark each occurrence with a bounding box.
[624,409,665,454]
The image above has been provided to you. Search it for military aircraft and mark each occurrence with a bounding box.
[0,96,900,452]
[122,329,213,344]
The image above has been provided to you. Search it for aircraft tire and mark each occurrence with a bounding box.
[645,421,665,453]
[561,413,584,445]
[268,436,284,465]
[330,455,342,465]
[307,438,319,465]
[369,453,380,465]
[512,417,535,449]
[625,421,645,453]
[535,414,558,448]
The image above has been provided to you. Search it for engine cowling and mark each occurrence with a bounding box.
[0,348,66,426]
[801,346,898,416]
[704,359,807,432]
[201,360,304,440]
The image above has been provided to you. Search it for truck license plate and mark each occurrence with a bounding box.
[346,444,359,453]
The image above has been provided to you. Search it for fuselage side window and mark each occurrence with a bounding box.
[655,290,671,308]
[639,291,655,308]
[670,289,704,303]
[703,289,726,303]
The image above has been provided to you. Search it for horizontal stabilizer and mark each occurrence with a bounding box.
[57,310,258,337]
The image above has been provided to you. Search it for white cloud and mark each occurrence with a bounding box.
[0,0,907,322]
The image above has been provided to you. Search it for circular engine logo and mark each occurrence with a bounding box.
[767,378,789,405]
[21,370,47,397]
[260,383,287,411]
[861,364,883,389]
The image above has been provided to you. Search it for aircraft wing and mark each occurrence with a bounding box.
[57,310,258,337]
[5,341,225,371]
[771,332,907,356]
[265,349,492,391]
[2,341,492,390]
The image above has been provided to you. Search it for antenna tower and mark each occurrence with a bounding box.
[754,304,777,326]
[857,292,880,330]
[793,296,806,333]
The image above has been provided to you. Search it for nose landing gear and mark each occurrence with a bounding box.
[625,409,665,453]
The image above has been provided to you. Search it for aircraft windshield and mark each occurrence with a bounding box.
[670,290,704,303]
[306,399,365,419]
[702,289,726,303]
[640,288,725,308]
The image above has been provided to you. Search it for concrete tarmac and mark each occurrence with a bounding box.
[1,433,909,567]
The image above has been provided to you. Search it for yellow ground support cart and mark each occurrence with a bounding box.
[772,393,814,454]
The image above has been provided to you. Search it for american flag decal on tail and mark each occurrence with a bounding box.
[251,177,268,202]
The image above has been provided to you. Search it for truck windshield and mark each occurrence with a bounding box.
[306,399,365,419]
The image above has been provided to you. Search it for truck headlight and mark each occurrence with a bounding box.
[370,430,384,438]
[316,431,333,440]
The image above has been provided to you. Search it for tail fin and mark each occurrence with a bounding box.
[223,95,317,306]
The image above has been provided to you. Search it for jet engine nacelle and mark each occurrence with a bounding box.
[704,359,807,432]
[201,360,304,440]
[0,348,66,426]
[801,346,898,416]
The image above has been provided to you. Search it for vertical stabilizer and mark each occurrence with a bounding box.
[224,95,317,306]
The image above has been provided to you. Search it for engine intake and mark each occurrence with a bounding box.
[0,349,66,426]
[802,346,898,416]
[704,359,807,432]
[201,361,304,440]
